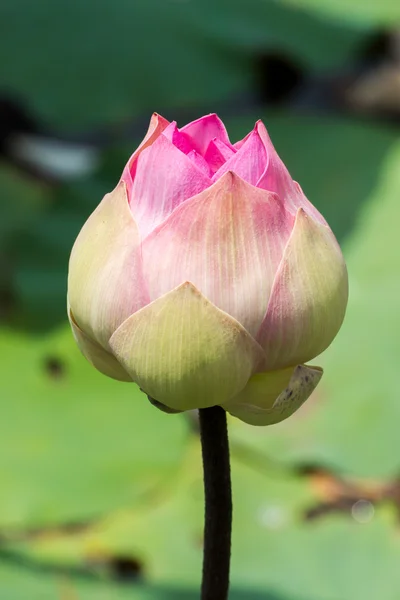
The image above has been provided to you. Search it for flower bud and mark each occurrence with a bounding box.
[68,113,348,425]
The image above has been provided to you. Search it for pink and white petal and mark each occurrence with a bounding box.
[256,209,348,369]
[68,181,149,349]
[129,134,212,238]
[180,114,234,155]
[142,172,295,338]
[162,121,194,155]
[187,150,212,177]
[68,307,132,382]
[204,138,236,173]
[222,364,322,426]
[256,121,326,224]
[212,127,267,186]
[109,282,266,411]
[121,113,169,191]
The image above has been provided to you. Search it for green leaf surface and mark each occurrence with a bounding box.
[0,324,187,528]
[2,443,314,580]
[4,444,400,600]
[0,444,316,589]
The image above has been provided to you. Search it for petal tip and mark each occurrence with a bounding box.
[149,112,170,128]
[114,179,128,197]
[223,170,250,186]
[255,119,269,136]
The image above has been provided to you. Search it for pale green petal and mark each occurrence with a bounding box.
[109,282,266,411]
[68,181,149,350]
[68,307,132,382]
[257,209,348,369]
[223,364,323,426]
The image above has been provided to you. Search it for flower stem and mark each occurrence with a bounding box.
[198,406,232,600]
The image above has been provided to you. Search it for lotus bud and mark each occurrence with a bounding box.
[68,113,348,425]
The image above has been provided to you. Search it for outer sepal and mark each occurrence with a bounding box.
[223,364,323,426]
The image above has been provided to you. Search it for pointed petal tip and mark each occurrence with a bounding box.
[151,112,169,123]
[176,280,201,296]
[180,114,232,154]
[295,206,308,222]
[220,169,282,199]
[121,113,170,189]
[112,179,128,199]
[130,133,212,237]
[206,169,240,192]
[297,206,308,217]
[295,204,336,234]
[255,119,270,139]
[147,113,170,133]
[224,169,236,182]
[212,125,267,185]
[182,280,196,289]
[221,169,253,187]
[255,118,267,128]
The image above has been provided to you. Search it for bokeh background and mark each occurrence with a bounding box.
[1,0,400,598]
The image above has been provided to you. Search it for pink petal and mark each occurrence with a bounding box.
[204,138,236,173]
[121,113,169,191]
[129,134,212,238]
[256,121,327,224]
[180,114,234,155]
[162,121,194,155]
[187,149,212,177]
[212,127,267,186]
[142,172,295,338]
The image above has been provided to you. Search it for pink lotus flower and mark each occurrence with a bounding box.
[67,113,348,425]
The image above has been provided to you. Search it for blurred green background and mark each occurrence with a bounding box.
[1,0,400,598]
